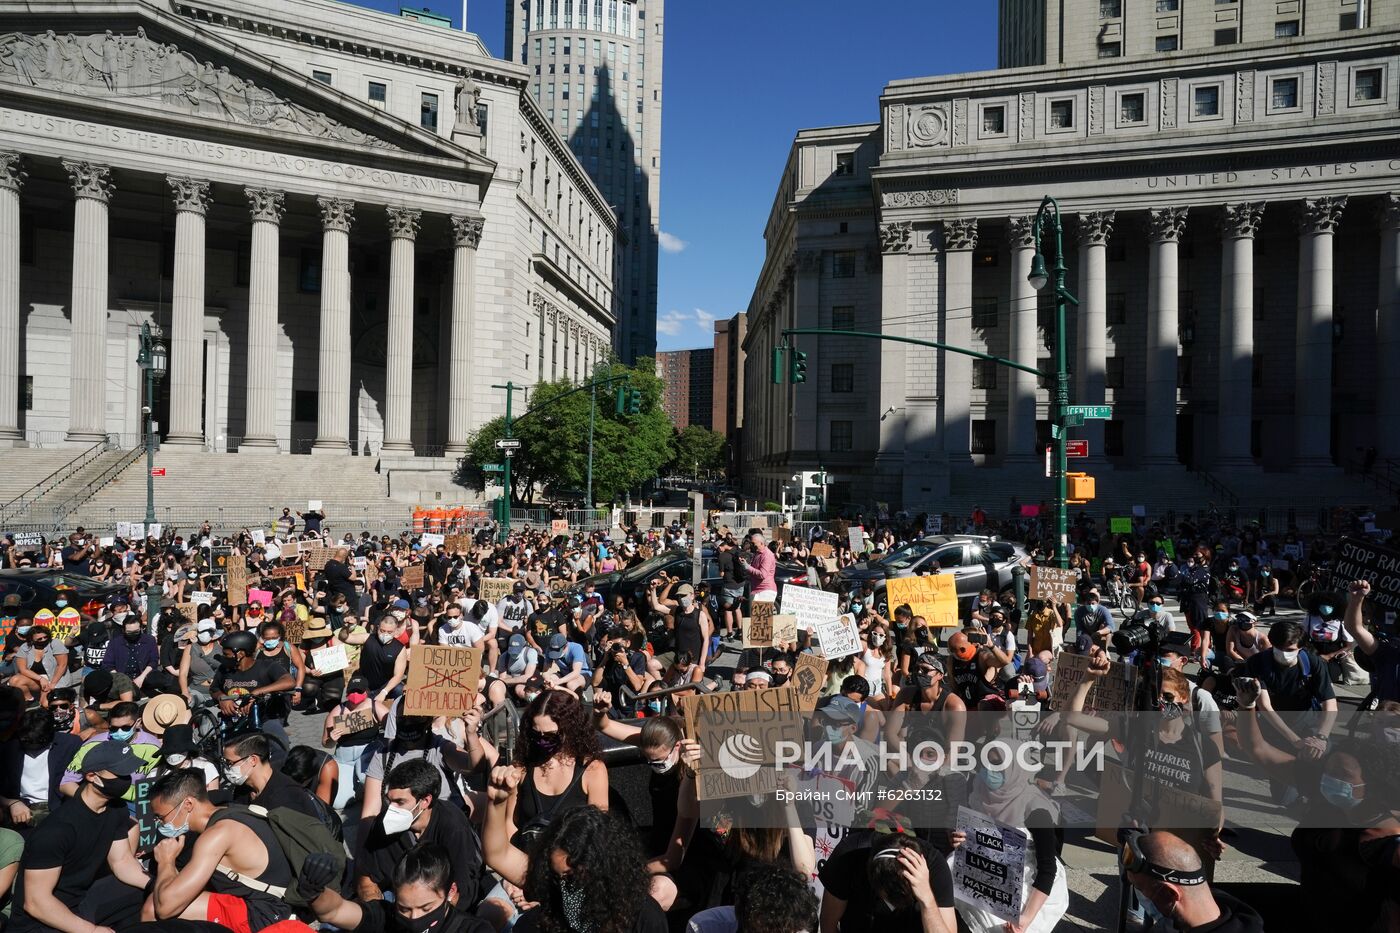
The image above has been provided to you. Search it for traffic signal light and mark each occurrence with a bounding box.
[626,388,642,415]
[789,349,808,384]
[615,386,627,415]
[1066,472,1096,504]
[772,346,786,385]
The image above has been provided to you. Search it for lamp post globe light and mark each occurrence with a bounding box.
[137,321,167,627]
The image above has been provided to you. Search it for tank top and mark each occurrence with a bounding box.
[359,635,404,692]
[206,808,295,930]
[513,759,589,828]
[674,608,704,661]
[860,649,887,697]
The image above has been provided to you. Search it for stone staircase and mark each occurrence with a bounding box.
[0,446,140,529]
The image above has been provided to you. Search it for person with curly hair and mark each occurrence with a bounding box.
[686,865,818,933]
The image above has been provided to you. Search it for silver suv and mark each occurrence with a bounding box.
[832,535,1032,615]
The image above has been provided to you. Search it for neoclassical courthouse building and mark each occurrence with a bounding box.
[742,3,1400,511]
[0,0,618,457]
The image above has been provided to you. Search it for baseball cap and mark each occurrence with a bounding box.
[1,594,19,608]
[513,581,526,594]
[545,633,569,660]
[391,598,411,611]
[674,583,694,597]
[82,741,142,777]
[819,695,861,724]
[107,594,130,609]
[507,633,528,659]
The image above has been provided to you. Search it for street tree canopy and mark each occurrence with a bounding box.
[454,358,673,506]
[667,424,727,478]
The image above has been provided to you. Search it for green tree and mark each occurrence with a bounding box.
[668,425,727,479]
[454,358,674,506]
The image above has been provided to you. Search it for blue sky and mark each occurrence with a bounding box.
[351,1,998,351]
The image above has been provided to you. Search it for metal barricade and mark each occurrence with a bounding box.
[564,509,611,533]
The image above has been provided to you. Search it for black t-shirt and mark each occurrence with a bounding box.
[645,769,681,856]
[74,621,112,668]
[1244,648,1335,711]
[818,830,955,933]
[322,560,357,604]
[717,550,745,588]
[9,793,133,933]
[353,900,494,933]
[514,894,667,933]
[212,656,289,696]
[358,801,483,908]
[60,546,91,575]
[235,769,322,821]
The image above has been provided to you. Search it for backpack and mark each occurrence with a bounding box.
[1297,649,1324,711]
[211,804,347,908]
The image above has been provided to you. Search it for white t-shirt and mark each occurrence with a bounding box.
[20,749,49,804]
[437,618,486,648]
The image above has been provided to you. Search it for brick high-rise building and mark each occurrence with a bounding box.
[712,313,746,480]
[655,348,713,431]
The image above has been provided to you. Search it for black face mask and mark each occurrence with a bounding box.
[529,731,563,760]
[123,629,143,643]
[392,900,452,933]
[771,673,790,687]
[915,673,934,690]
[93,774,132,801]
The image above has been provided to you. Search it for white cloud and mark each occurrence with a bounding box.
[656,308,715,339]
[658,230,687,253]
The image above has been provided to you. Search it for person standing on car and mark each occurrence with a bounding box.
[740,529,777,606]
[716,536,746,642]
[648,581,710,683]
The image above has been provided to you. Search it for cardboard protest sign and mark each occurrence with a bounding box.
[681,687,802,800]
[813,613,862,660]
[250,529,266,546]
[401,564,426,590]
[305,547,335,572]
[1050,650,1137,713]
[190,591,214,607]
[780,585,839,632]
[311,644,349,675]
[267,565,301,580]
[811,541,834,560]
[419,532,445,548]
[478,577,514,605]
[226,560,248,606]
[772,526,791,545]
[550,519,569,536]
[953,806,1028,924]
[283,610,305,648]
[1110,517,1134,534]
[1331,536,1400,612]
[444,534,472,554]
[403,644,483,717]
[744,601,774,648]
[828,519,850,537]
[1030,566,1078,602]
[115,522,134,540]
[772,614,798,645]
[335,709,377,736]
[99,536,114,547]
[1020,504,1041,518]
[847,526,864,554]
[308,500,322,511]
[208,545,233,576]
[1132,505,1147,518]
[886,573,959,627]
[793,652,828,710]
[49,609,82,642]
[353,556,367,572]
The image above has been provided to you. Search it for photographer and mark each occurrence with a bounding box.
[593,626,652,716]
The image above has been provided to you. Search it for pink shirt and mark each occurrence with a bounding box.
[745,546,777,594]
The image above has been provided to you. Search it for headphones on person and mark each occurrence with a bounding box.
[1118,831,1206,886]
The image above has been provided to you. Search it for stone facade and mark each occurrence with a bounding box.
[743,27,1400,511]
[0,0,616,459]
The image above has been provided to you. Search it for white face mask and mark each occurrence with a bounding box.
[378,632,396,644]
[1273,647,1300,667]
[381,802,419,834]
[222,761,249,786]
[649,747,679,774]
[112,611,129,624]
[391,611,408,622]
[166,753,188,767]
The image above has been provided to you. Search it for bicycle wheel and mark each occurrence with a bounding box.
[1117,591,1139,620]
[1294,577,1314,607]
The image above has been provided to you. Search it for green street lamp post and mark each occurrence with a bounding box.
[136,321,167,624]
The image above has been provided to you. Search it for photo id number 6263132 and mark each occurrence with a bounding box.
[878,788,944,802]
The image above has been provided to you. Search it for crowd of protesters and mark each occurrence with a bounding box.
[0,499,1393,933]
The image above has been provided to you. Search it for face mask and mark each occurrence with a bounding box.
[93,774,132,801]
[379,632,396,644]
[396,900,451,933]
[223,761,249,786]
[1381,727,1400,745]
[1088,601,1099,609]
[771,672,790,687]
[109,726,135,742]
[111,611,128,624]
[649,747,679,774]
[166,753,188,767]
[1319,605,1334,617]
[346,692,369,707]
[197,632,214,645]
[1319,774,1362,810]
[560,875,588,933]
[262,638,281,651]
[530,731,563,757]
[822,724,846,745]
[980,767,1006,791]
[1214,611,1229,621]
[679,596,693,610]
[915,673,934,690]
[1238,619,1254,631]
[869,632,885,647]
[1273,647,1299,667]
[336,606,348,614]
[381,802,420,834]
[1160,700,1184,720]
[124,629,143,643]
[1261,570,1271,578]
[392,611,408,622]
[445,616,462,626]
[55,600,67,608]
[16,626,30,636]
[52,709,74,728]
[157,809,190,839]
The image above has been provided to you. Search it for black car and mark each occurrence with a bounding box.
[0,569,129,616]
[833,535,1032,615]
[566,546,811,610]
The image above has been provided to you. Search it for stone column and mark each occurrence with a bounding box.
[381,207,421,453]
[163,176,211,446]
[1076,211,1115,461]
[312,197,355,455]
[1293,196,1346,470]
[1216,202,1265,470]
[63,160,113,444]
[1004,216,1038,463]
[0,153,25,446]
[877,225,910,499]
[445,214,483,455]
[1379,196,1400,459]
[942,219,977,464]
[1144,206,1188,467]
[241,188,284,451]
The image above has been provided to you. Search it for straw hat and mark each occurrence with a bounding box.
[140,694,191,736]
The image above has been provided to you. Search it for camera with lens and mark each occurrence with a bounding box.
[1111,616,1164,654]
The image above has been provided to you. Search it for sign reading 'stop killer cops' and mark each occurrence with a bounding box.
[1332,537,1400,611]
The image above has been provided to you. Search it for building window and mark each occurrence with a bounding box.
[834,152,855,176]
[420,92,439,130]
[1037,358,1053,390]
[832,251,857,278]
[973,296,998,328]
[971,420,997,455]
[1105,420,1125,456]
[1270,76,1299,110]
[1275,19,1300,37]
[982,105,1005,135]
[973,360,998,389]
[1098,41,1122,58]
[830,421,853,452]
[1177,354,1192,388]
[1108,292,1127,325]
[1192,85,1220,117]
[831,306,855,331]
[312,69,332,85]
[1105,356,1125,389]
[1155,34,1179,51]
[1252,353,1263,387]
[298,248,321,293]
[1119,92,1145,124]
[294,390,317,423]
[831,363,854,393]
[1214,28,1237,46]
[1354,68,1384,102]
[1340,11,1359,29]
[1099,0,1122,17]
[1049,99,1074,129]
[21,376,31,411]
[368,81,387,103]
[1155,0,1178,11]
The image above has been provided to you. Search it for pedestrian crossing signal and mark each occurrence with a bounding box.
[1067,472,1096,503]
